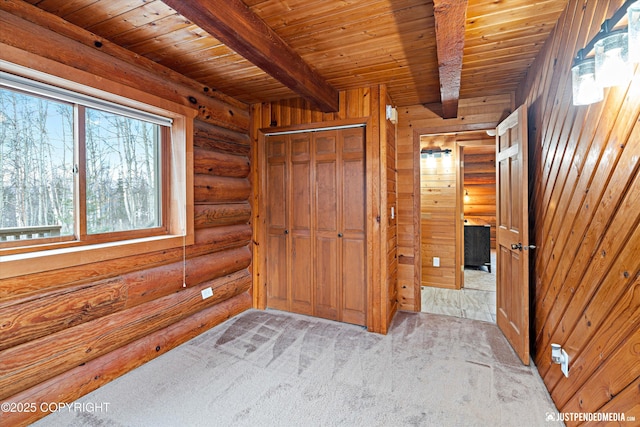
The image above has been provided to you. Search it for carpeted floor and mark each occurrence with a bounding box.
[35,309,561,427]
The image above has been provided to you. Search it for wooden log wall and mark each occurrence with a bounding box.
[463,145,496,248]
[517,0,640,422]
[420,135,458,289]
[396,94,513,310]
[0,5,253,426]
[251,86,397,333]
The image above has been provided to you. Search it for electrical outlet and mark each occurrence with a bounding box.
[433,257,440,267]
[201,287,213,300]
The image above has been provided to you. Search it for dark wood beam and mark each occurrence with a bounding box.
[433,0,468,119]
[162,0,339,112]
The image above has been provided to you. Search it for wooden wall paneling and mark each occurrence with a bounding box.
[0,293,251,427]
[533,84,618,327]
[534,80,640,382]
[420,135,458,289]
[539,124,640,389]
[589,377,640,426]
[368,85,384,333]
[558,274,640,414]
[384,90,399,324]
[518,0,640,419]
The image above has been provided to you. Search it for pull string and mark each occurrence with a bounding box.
[182,232,187,288]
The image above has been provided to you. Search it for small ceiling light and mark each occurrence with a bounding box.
[629,1,640,63]
[572,56,604,106]
[594,27,632,87]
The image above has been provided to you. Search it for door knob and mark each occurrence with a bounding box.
[511,243,536,251]
[284,229,289,235]
[338,233,343,237]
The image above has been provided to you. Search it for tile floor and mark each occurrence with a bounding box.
[421,250,497,323]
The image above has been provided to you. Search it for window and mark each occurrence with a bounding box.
[0,66,193,269]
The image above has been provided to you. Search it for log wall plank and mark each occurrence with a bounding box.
[0,269,252,401]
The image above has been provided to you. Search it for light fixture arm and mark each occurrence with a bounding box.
[576,0,635,59]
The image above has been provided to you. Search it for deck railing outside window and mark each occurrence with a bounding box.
[0,225,62,241]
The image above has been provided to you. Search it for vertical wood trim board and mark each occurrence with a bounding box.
[518,0,640,421]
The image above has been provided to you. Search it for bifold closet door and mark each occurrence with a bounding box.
[265,128,365,326]
[314,128,366,325]
[265,133,313,315]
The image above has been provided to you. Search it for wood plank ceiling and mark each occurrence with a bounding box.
[23,0,569,111]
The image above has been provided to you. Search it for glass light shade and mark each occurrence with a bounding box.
[629,1,640,63]
[594,31,632,87]
[572,57,604,106]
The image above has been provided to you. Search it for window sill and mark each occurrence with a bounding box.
[0,234,193,279]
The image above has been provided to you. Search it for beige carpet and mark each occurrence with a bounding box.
[35,310,561,427]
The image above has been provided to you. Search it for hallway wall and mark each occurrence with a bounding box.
[518,0,640,421]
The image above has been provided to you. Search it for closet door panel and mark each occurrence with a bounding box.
[316,161,338,231]
[315,236,338,320]
[342,158,365,233]
[290,134,313,314]
[266,136,288,311]
[291,236,312,314]
[342,238,366,325]
[266,234,288,310]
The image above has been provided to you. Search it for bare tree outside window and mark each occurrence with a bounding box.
[0,86,162,244]
[0,88,74,239]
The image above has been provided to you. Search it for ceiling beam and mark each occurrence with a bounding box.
[433,0,468,119]
[162,0,339,112]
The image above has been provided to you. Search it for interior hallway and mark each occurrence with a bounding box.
[34,309,560,427]
[422,251,497,322]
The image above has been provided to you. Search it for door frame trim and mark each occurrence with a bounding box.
[254,117,385,331]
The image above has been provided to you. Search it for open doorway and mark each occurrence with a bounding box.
[420,131,497,322]
[460,143,497,322]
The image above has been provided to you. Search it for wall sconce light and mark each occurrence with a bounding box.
[572,56,604,105]
[420,148,452,158]
[595,28,631,88]
[464,189,470,203]
[572,0,639,106]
